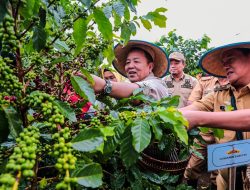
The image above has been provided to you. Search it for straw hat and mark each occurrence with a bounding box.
[113,40,169,78]
[199,42,250,77]
[100,67,126,82]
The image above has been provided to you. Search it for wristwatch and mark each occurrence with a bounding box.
[103,79,112,94]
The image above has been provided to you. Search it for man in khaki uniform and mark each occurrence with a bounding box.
[163,52,197,107]
[185,76,230,189]
[188,76,229,103]
[180,42,250,190]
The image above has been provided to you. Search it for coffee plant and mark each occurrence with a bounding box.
[0,0,194,189]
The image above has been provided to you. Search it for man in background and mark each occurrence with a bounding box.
[163,51,197,107]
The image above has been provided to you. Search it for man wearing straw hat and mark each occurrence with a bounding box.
[86,40,169,100]
[180,42,250,190]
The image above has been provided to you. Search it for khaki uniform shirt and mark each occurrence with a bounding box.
[163,74,198,107]
[193,83,250,143]
[188,76,219,102]
[136,73,169,100]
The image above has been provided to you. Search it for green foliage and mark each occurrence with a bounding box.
[2,105,23,139]
[157,107,189,145]
[113,1,125,17]
[0,0,8,22]
[32,25,47,52]
[93,8,113,41]
[121,22,132,43]
[73,18,87,55]
[53,100,77,122]
[144,9,167,28]
[70,75,96,104]
[199,127,224,139]
[131,117,151,152]
[213,128,224,139]
[0,0,180,189]
[71,128,104,152]
[103,120,125,154]
[0,110,9,143]
[140,17,152,30]
[74,163,103,188]
[120,127,139,168]
[79,0,92,8]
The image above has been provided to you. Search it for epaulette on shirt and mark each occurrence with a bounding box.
[214,84,231,92]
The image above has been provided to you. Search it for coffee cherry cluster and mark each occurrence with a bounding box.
[62,19,73,28]
[0,174,15,189]
[52,128,76,171]
[25,92,65,129]
[55,176,77,190]
[0,92,10,106]
[118,111,137,122]
[25,92,54,107]
[81,36,109,61]
[79,123,87,129]
[90,117,102,127]
[0,15,18,56]
[104,114,115,124]
[30,52,43,66]
[140,111,147,119]
[0,57,22,95]
[51,127,77,189]
[4,126,40,180]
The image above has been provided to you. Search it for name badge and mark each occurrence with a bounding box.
[208,139,250,171]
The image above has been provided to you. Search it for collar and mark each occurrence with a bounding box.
[141,72,157,81]
[214,83,231,92]
[170,73,185,81]
[229,83,250,92]
[200,76,214,81]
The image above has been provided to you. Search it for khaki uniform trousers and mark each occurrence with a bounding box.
[216,168,229,190]
[184,132,217,185]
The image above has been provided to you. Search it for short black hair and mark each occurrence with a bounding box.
[129,47,153,63]
[103,68,111,72]
[235,48,250,56]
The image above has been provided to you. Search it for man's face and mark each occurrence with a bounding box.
[125,50,153,82]
[169,59,185,76]
[222,49,250,87]
[103,71,118,82]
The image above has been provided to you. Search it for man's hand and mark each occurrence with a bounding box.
[180,110,200,130]
[72,71,106,94]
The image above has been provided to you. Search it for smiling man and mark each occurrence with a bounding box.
[163,52,198,107]
[89,40,169,100]
[180,42,250,190]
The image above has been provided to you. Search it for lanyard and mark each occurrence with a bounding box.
[229,89,243,140]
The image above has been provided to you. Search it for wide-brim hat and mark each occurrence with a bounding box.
[113,40,169,78]
[99,66,126,82]
[199,42,250,77]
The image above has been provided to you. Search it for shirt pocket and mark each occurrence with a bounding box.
[167,88,174,97]
[203,88,213,96]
